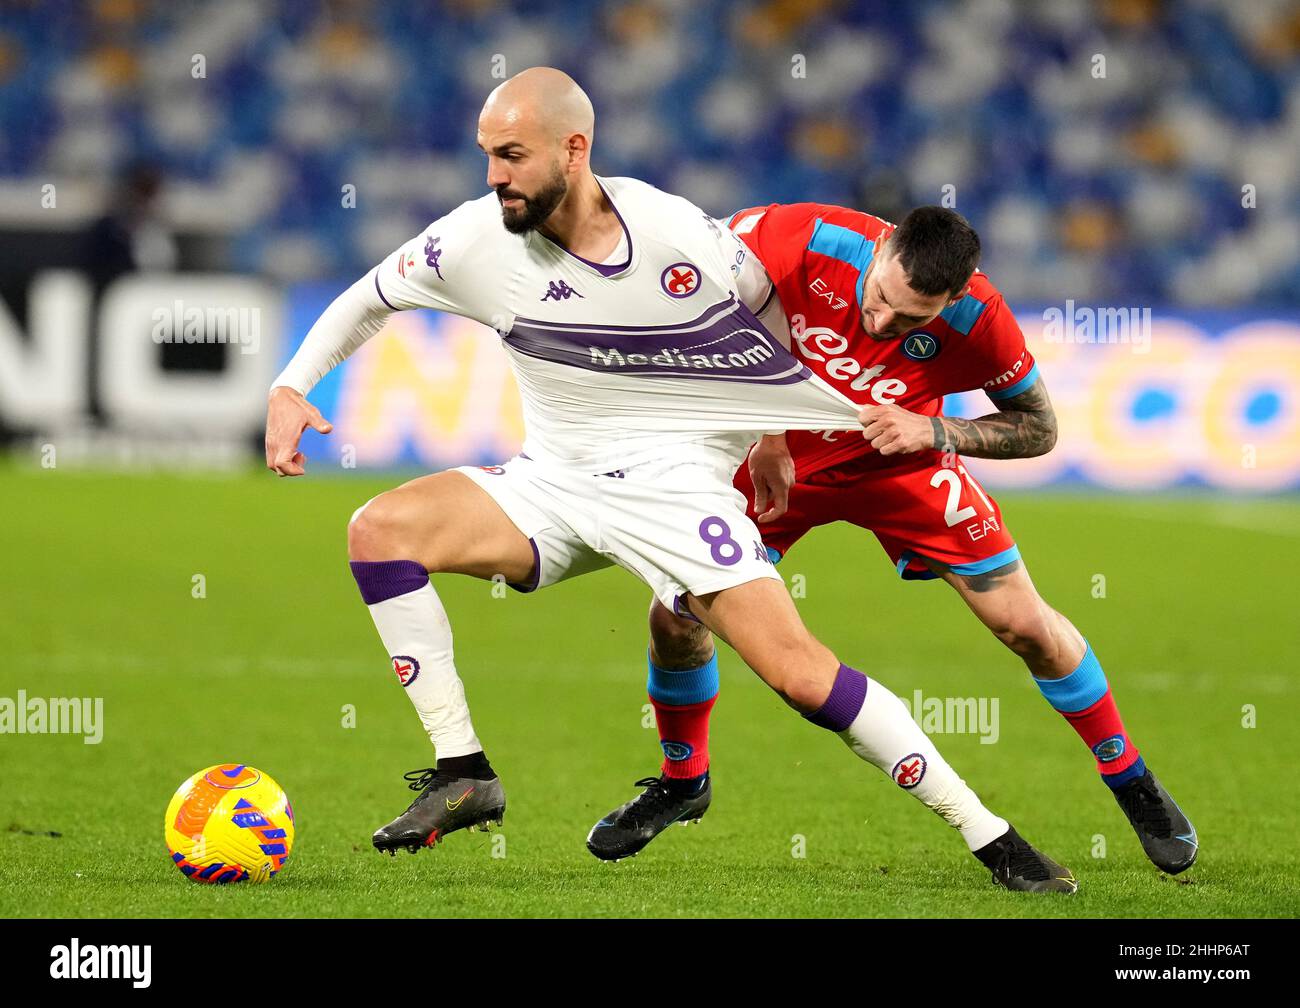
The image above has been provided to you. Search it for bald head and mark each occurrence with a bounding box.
[477,67,596,234]
[481,67,595,145]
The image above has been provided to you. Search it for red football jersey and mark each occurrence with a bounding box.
[729,203,1038,478]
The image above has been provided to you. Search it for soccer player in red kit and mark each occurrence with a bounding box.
[587,204,1198,882]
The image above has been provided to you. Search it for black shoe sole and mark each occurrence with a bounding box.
[373,807,506,856]
[585,808,708,862]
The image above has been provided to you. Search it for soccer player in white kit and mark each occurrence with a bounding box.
[265,68,1075,892]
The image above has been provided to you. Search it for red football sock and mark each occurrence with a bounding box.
[1062,688,1142,779]
[653,695,715,780]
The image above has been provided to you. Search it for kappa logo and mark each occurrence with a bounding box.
[660,740,694,761]
[892,752,927,789]
[391,655,420,688]
[541,280,583,301]
[1092,735,1126,762]
[660,262,700,298]
[424,236,444,280]
[901,331,940,360]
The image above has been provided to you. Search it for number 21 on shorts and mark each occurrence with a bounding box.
[930,463,994,527]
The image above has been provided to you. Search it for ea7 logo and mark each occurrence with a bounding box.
[808,277,848,311]
[50,940,151,988]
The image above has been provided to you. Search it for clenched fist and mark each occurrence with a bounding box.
[858,403,936,456]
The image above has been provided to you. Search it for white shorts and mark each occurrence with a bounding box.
[456,451,782,614]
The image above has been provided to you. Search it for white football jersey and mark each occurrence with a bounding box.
[289,177,861,473]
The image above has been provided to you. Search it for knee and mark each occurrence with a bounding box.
[986,605,1053,659]
[778,668,835,713]
[755,635,839,712]
[347,492,417,563]
[648,601,714,669]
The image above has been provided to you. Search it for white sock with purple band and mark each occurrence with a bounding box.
[806,663,1008,851]
[349,559,483,758]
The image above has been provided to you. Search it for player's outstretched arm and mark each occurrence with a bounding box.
[263,271,398,477]
[857,377,1057,460]
[265,386,333,477]
[931,377,1058,459]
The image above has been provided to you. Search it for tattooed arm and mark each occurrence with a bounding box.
[858,377,1058,459]
[929,377,1058,459]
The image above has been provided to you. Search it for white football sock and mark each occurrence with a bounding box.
[363,581,482,759]
[840,677,1008,851]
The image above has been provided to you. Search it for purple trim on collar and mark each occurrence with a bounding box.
[373,271,398,311]
[543,178,633,277]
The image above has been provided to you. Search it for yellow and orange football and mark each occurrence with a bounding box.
[164,764,295,883]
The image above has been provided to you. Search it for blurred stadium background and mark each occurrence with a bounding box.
[0,0,1296,487]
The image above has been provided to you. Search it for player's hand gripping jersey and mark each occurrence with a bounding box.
[728,202,1039,480]
[725,202,1039,578]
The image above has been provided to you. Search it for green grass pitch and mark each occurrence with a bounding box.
[1,464,1296,918]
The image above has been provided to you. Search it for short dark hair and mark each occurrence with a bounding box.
[887,206,980,299]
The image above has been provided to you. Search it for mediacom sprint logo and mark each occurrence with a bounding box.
[588,341,773,371]
[49,940,151,988]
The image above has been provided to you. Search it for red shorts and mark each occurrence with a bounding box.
[734,450,1020,580]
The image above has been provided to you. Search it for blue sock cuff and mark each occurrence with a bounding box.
[647,651,719,706]
[1102,755,1147,791]
[1033,642,1108,713]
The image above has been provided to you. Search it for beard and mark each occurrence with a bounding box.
[496,165,568,234]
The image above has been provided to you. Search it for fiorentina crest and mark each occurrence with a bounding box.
[891,752,927,789]
[391,655,420,688]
